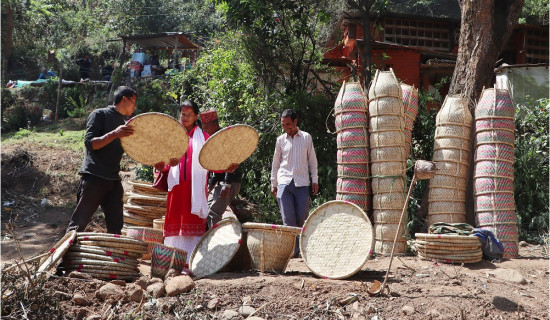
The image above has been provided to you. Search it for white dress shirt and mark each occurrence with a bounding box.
[271,128,318,188]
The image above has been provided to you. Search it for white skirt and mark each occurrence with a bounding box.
[164,235,202,265]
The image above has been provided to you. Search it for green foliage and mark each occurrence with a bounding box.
[132,78,179,115]
[519,0,549,24]
[135,165,154,183]
[514,97,549,243]
[63,86,87,118]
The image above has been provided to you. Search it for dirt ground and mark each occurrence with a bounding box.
[1,138,549,319]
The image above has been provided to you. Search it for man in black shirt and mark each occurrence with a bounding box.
[66,86,137,234]
[77,54,92,81]
[201,110,242,228]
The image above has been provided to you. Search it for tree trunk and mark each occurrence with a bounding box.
[448,0,524,224]
[1,0,14,82]
[360,1,374,90]
[449,0,524,104]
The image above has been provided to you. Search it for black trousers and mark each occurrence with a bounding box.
[66,174,124,234]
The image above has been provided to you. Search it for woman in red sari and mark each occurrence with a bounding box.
[154,100,237,271]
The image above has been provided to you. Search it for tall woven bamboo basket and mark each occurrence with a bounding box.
[428,95,472,226]
[401,83,419,157]
[473,88,518,258]
[334,81,371,213]
[368,69,407,255]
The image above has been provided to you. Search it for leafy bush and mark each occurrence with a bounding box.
[514,97,549,243]
[1,96,31,133]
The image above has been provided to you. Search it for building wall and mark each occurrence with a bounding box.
[371,48,421,87]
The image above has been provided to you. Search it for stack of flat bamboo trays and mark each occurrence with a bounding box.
[123,180,167,233]
[62,232,147,280]
[428,96,472,225]
[335,81,371,212]
[368,70,408,255]
[412,233,482,263]
[473,88,518,258]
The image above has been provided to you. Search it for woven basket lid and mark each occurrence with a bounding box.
[190,218,243,279]
[121,112,189,166]
[414,233,480,243]
[199,124,258,171]
[300,200,374,280]
[36,230,77,274]
[242,222,302,234]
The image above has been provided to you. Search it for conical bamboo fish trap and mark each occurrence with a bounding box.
[428,95,472,226]
[473,88,518,258]
[334,81,371,213]
[368,69,407,255]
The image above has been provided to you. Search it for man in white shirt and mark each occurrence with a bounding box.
[271,109,319,257]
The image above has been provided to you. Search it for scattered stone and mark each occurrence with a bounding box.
[207,298,220,310]
[75,308,88,320]
[222,309,240,319]
[148,277,163,285]
[402,305,415,315]
[110,280,126,287]
[352,301,361,312]
[85,315,102,320]
[519,241,528,247]
[72,293,92,306]
[146,282,165,298]
[195,304,204,311]
[241,296,252,304]
[451,279,461,285]
[366,304,376,314]
[238,305,255,317]
[96,283,124,301]
[135,277,148,290]
[164,268,180,280]
[493,269,527,284]
[125,283,144,302]
[68,271,93,280]
[426,309,440,318]
[165,275,195,297]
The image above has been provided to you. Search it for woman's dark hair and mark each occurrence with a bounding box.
[113,86,137,105]
[281,109,297,121]
[180,100,201,127]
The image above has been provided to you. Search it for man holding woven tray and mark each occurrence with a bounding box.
[201,110,243,229]
[65,86,137,235]
[271,109,319,257]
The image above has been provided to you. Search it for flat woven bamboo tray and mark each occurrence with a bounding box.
[121,112,189,166]
[199,124,259,171]
[68,244,143,259]
[63,251,138,267]
[36,230,77,275]
[414,233,480,244]
[190,218,243,279]
[300,200,374,279]
[128,180,167,196]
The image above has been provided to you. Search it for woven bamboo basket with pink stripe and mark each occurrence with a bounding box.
[473,88,518,258]
[337,163,369,178]
[337,128,368,148]
[334,81,371,214]
[368,69,407,255]
[428,95,472,226]
[126,227,164,260]
[401,83,418,157]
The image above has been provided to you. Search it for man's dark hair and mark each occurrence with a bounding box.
[113,86,137,105]
[281,109,297,121]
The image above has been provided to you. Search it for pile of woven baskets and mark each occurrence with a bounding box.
[123,180,166,232]
[62,232,147,280]
[412,233,482,264]
[473,89,518,258]
[368,70,409,255]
